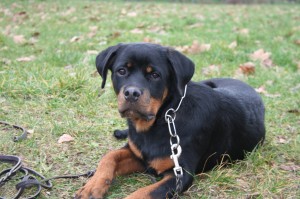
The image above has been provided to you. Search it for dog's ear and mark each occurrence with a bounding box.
[166,48,195,96]
[96,44,121,88]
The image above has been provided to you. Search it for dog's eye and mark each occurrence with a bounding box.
[117,68,127,76]
[151,72,160,79]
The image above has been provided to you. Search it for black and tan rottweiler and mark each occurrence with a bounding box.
[75,43,265,199]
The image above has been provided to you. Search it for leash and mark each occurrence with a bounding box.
[0,121,95,199]
[0,121,28,142]
[164,85,187,198]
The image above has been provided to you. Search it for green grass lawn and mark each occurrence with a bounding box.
[0,1,299,198]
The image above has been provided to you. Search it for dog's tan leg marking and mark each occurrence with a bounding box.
[124,174,173,199]
[75,147,145,199]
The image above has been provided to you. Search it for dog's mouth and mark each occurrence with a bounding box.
[119,108,155,122]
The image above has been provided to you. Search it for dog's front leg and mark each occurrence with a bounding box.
[75,146,145,199]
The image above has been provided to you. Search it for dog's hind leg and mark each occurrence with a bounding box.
[125,171,194,199]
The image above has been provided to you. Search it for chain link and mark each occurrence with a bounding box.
[164,85,187,198]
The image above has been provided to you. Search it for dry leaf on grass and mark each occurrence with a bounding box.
[275,135,289,144]
[238,28,249,35]
[255,85,267,94]
[255,85,281,98]
[279,162,300,172]
[228,41,237,49]
[70,36,83,43]
[16,55,35,62]
[202,65,221,76]
[294,39,300,45]
[61,7,76,16]
[87,26,98,38]
[143,37,160,44]
[175,40,211,54]
[58,134,74,144]
[148,26,166,35]
[250,49,271,62]
[109,31,121,39]
[239,62,255,75]
[27,129,34,134]
[13,35,26,44]
[250,49,273,68]
[127,12,137,17]
[86,50,98,55]
[188,22,203,29]
[130,28,144,34]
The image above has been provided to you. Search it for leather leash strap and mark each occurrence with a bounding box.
[0,121,95,199]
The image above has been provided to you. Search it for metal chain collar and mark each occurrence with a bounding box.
[164,85,187,196]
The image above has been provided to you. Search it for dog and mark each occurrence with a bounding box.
[75,43,265,199]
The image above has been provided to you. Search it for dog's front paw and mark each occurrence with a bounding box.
[75,178,111,199]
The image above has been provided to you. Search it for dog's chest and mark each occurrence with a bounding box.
[128,135,174,175]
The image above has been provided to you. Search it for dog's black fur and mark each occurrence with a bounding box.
[76,43,265,199]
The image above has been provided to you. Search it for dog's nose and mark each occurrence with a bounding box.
[124,86,142,102]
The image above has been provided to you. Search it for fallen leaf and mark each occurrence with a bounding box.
[238,28,249,35]
[148,26,166,35]
[276,135,289,144]
[70,36,83,43]
[255,85,281,98]
[27,129,34,134]
[287,109,299,114]
[250,49,273,68]
[89,26,98,32]
[64,65,73,70]
[202,65,221,76]
[250,49,271,62]
[262,58,273,68]
[86,50,98,55]
[127,12,137,17]
[294,39,300,45]
[16,55,35,62]
[31,32,40,37]
[58,134,74,144]
[255,85,267,94]
[61,7,76,16]
[279,162,300,171]
[87,32,96,38]
[188,22,203,29]
[228,41,237,49]
[130,28,144,34]
[1,58,11,65]
[239,62,255,75]
[142,37,161,44]
[109,31,121,39]
[87,26,98,38]
[189,40,202,54]
[13,35,26,44]
[178,40,211,54]
[143,37,154,43]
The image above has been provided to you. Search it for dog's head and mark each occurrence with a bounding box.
[96,43,194,132]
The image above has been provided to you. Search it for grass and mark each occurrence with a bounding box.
[0,0,299,198]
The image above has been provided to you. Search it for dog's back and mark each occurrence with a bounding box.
[199,78,265,162]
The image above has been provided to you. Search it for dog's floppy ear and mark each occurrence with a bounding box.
[166,48,195,96]
[96,44,121,88]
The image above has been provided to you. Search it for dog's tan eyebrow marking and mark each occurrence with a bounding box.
[127,62,133,68]
[146,66,153,73]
